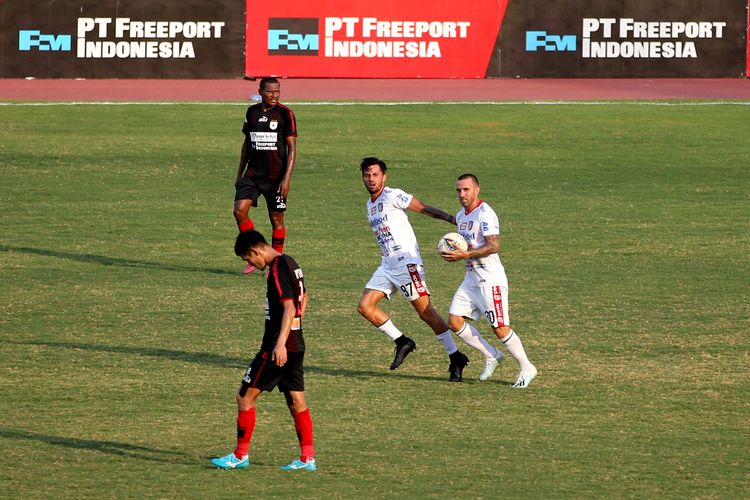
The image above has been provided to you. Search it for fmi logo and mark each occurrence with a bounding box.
[525,31,577,52]
[268,18,318,55]
[19,30,72,51]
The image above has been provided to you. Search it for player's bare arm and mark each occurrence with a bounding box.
[278,136,297,197]
[273,299,296,366]
[300,291,309,317]
[408,197,457,224]
[442,234,500,262]
[235,137,249,188]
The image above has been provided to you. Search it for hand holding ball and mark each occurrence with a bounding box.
[437,232,468,254]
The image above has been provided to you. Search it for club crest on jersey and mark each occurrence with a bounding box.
[270,120,278,130]
[468,222,474,230]
[378,203,383,213]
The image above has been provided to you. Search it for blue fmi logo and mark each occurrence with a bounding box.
[19,30,72,51]
[268,18,318,56]
[525,31,577,52]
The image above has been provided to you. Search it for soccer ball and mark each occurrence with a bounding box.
[437,232,468,253]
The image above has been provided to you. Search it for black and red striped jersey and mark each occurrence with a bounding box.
[262,254,305,353]
[242,102,297,184]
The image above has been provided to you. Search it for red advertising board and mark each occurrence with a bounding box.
[245,0,509,78]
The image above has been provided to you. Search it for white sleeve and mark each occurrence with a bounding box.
[389,188,413,210]
[480,209,501,237]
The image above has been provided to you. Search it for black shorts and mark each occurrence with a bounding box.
[235,176,287,212]
[239,350,305,395]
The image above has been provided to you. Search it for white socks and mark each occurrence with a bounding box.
[435,330,458,355]
[456,322,499,360]
[500,330,534,372]
[377,319,404,341]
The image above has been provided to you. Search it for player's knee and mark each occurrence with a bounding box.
[284,392,306,413]
[233,206,247,221]
[448,315,464,332]
[356,300,370,318]
[494,326,511,339]
[417,308,433,323]
[236,392,251,410]
[269,212,285,229]
[417,304,439,324]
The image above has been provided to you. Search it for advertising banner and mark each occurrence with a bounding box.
[245,0,509,78]
[1,0,244,78]
[495,0,748,78]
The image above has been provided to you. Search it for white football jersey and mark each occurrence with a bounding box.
[455,201,506,284]
[366,187,423,269]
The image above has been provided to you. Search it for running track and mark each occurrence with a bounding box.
[2,78,750,102]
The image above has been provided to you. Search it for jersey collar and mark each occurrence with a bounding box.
[464,200,484,215]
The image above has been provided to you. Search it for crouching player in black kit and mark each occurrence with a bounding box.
[210,230,316,471]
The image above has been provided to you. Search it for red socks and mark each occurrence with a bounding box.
[293,408,315,461]
[238,219,255,233]
[233,407,313,461]
[237,222,285,254]
[234,407,256,458]
[272,228,286,253]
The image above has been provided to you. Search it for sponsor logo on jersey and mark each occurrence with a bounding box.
[370,214,388,227]
[250,131,278,151]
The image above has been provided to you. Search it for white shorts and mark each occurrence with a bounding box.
[365,263,430,302]
[449,276,510,328]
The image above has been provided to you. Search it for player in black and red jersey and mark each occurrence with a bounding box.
[211,230,316,471]
[233,77,298,274]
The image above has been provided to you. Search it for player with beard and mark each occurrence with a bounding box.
[441,174,537,387]
[358,157,501,382]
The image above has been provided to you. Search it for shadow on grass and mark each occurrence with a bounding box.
[0,428,187,464]
[15,340,246,368]
[0,244,235,276]
[14,340,452,382]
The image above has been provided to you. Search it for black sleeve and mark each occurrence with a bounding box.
[241,107,252,135]
[276,258,297,302]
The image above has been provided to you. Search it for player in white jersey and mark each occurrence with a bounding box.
[358,157,499,382]
[441,174,537,388]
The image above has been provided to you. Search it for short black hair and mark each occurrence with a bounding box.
[234,230,268,256]
[259,77,280,91]
[360,157,387,174]
[457,173,479,186]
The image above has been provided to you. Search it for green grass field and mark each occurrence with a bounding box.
[1,101,748,498]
